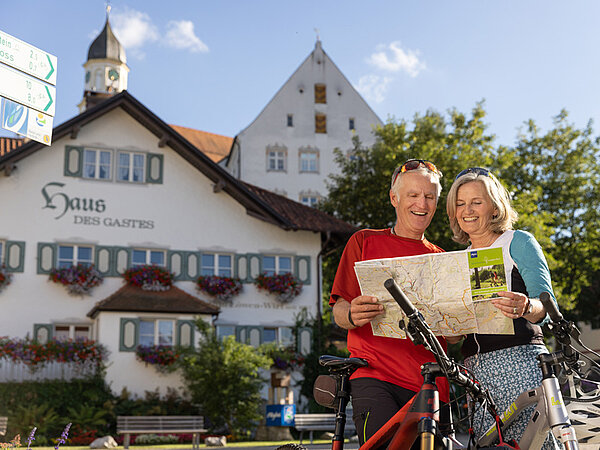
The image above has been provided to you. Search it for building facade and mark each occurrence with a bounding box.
[225,40,383,205]
[0,91,354,397]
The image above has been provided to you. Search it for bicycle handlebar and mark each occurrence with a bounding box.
[383,278,498,414]
[540,291,562,322]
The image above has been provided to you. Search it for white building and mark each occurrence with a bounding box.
[0,16,355,397]
[225,39,383,206]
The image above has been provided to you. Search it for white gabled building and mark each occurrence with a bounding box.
[0,91,355,397]
[225,40,383,206]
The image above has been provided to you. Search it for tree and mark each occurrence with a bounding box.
[320,105,600,321]
[179,320,271,439]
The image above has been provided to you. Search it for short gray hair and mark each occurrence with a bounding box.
[446,171,518,245]
[391,167,443,198]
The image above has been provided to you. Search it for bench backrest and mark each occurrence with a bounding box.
[294,413,355,431]
[117,416,204,432]
[0,416,7,435]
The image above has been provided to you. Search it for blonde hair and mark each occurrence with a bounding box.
[446,171,518,245]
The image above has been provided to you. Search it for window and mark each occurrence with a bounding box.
[315,114,327,134]
[201,253,233,277]
[117,151,145,183]
[139,319,174,346]
[237,326,294,346]
[54,325,91,341]
[83,148,112,180]
[58,244,93,268]
[132,249,165,267]
[300,195,319,207]
[287,114,293,127]
[299,150,319,173]
[216,325,236,341]
[263,255,292,276]
[349,118,355,130]
[0,240,3,265]
[266,147,287,172]
[314,84,327,104]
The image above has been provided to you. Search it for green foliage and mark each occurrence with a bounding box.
[9,403,61,446]
[178,319,272,440]
[320,104,600,321]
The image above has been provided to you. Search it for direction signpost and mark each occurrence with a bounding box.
[0,29,57,146]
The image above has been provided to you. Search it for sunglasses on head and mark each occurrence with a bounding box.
[391,159,442,187]
[454,167,493,181]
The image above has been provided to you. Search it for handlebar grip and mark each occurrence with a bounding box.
[540,292,562,322]
[384,278,417,316]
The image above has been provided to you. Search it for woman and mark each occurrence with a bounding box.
[446,167,560,449]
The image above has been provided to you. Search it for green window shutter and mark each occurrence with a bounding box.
[33,324,53,344]
[184,251,201,280]
[112,247,131,276]
[297,327,312,355]
[119,318,139,352]
[294,255,311,285]
[37,242,57,274]
[64,146,83,177]
[247,253,262,281]
[234,254,249,282]
[176,320,196,347]
[168,250,188,281]
[4,240,25,272]
[146,153,164,184]
[94,246,114,277]
[236,326,263,346]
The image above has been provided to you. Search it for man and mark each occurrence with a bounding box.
[330,159,449,445]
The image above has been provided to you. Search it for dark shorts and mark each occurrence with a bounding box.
[350,377,450,449]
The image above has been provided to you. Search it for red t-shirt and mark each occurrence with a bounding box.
[330,228,449,401]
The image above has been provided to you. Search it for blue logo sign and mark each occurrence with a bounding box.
[2,99,28,135]
[470,251,478,258]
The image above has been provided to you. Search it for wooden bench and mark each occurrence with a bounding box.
[294,413,356,444]
[116,416,206,449]
[0,416,7,436]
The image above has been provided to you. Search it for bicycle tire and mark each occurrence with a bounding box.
[275,444,308,450]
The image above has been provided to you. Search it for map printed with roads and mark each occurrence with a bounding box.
[354,247,514,338]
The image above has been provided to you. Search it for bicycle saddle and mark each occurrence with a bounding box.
[319,355,368,372]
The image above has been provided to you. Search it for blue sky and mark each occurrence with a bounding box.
[2,1,600,146]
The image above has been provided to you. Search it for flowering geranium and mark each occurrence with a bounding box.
[254,272,302,302]
[49,264,103,295]
[0,264,13,293]
[136,344,181,373]
[0,336,106,371]
[196,275,242,301]
[123,264,174,291]
[261,344,305,371]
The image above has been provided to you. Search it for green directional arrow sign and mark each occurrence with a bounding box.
[0,29,57,85]
[0,64,56,116]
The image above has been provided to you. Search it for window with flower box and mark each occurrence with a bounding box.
[262,255,292,276]
[201,253,233,277]
[119,318,195,352]
[54,324,91,341]
[58,244,94,268]
[132,249,165,267]
[83,148,112,180]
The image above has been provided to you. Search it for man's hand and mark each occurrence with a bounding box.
[333,296,384,329]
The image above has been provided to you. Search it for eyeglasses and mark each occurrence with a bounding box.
[391,159,442,187]
[454,167,493,181]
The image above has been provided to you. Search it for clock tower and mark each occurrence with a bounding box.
[78,6,129,112]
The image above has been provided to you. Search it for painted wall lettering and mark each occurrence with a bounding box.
[41,182,106,219]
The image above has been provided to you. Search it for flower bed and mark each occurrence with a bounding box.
[196,275,242,302]
[48,264,103,295]
[0,264,13,293]
[0,336,106,369]
[254,272,302,302]
[136,344,181,373]
[123,265,174,291]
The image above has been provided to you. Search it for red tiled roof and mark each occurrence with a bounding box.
[243,182,357,235]
[170,124,232,163]
[0,137,24,157]
[87,283,220,318]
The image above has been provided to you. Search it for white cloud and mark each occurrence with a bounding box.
[111,8,159,59]
[355,75,393,104]
[367,41,425,77]
[165,20,209,53]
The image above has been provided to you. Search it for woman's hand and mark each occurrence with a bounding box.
[491,291,529,319]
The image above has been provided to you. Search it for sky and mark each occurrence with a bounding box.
[2,1,600,146]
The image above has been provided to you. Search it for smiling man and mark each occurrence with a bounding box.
[330,159,450,446]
